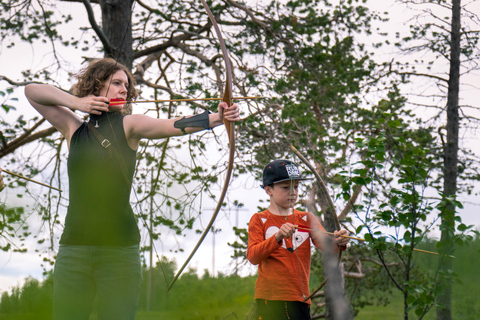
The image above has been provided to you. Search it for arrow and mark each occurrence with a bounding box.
[108,96,265,105]
[3,169,62,192]
[294,225,453,257]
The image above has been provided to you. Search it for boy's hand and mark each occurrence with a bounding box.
[275,223,295,243]
[334,230,350,247]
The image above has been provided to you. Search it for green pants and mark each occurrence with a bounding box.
[53,245,142,320]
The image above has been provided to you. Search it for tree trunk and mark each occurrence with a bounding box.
[437,1,461,319]
[323,200,344,320]
[323,236,351,320]
[99,0,135,69]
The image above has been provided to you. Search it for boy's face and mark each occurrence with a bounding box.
[265,180,300,209]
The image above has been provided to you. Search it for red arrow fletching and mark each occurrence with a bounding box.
[296,224,312,232]
[109,98,127,105]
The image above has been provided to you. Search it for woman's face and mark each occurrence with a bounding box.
[99,70,129,111]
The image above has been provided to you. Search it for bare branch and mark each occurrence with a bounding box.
[133,21,213,59]
[0,125,58,159]
[392,70,448,82]
[0,76,41,86]
[82,0,113,53]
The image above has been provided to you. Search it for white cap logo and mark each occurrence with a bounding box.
[285,164,301,178]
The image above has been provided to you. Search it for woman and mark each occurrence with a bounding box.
[25,58,240,320]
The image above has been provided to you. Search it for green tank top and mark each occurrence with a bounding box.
[61,112,140,246]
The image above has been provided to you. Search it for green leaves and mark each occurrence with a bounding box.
[0,203,26,252]
[0,88,17,113]
[338,100,461,315]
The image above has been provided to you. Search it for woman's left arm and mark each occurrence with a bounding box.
[124,102,239,148]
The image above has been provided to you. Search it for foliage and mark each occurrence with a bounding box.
[354,236,480,320]
[0,274,53,318]
[387,0,480,193]
[391,2,480,318]
[239,0,388,167]
[0,88,17,113]
[338,109,477,318]
[395,0,480,88]
[345,118,440,319]
[0,202,26,252]
[0,258,256,319]
[311,242,403,317]
[228,226,249,267]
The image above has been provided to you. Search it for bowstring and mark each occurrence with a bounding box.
[101,0,170,287]
[287,152,308,299]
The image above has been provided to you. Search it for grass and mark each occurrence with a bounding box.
[355,290,436,320]
[0,307,251,320]
[134,307,250,320]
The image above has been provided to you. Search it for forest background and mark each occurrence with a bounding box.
[0,0,479,319]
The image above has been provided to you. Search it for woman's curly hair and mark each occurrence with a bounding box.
[71,58,138,115]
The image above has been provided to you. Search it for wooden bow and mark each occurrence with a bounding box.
[168,1,235,291]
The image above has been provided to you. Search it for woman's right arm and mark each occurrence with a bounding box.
[24,84,109,140]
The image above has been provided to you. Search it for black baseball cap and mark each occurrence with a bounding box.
[261,159,311,188]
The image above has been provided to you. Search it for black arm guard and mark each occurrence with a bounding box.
[174,110,211,134]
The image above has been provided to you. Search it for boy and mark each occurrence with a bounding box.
[247,159,349,320]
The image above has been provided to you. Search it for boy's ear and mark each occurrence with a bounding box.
[264,185,273,196]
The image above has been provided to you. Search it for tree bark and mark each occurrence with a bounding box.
[322,183,343,320]
[437,1,461,319]
[323,236,352,320]
[99,0,135,69]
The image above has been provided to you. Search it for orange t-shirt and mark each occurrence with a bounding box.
[247,209,326,305]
